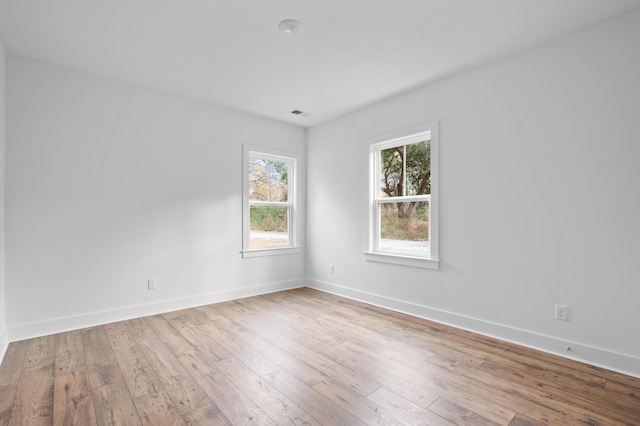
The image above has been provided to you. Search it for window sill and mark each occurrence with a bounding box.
[241,247,302,258]
[364,251,439,270]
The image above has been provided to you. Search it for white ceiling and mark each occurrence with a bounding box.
[1,0,639,127]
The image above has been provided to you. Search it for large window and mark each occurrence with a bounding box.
[242,145,299,257]
[366,122,439,269]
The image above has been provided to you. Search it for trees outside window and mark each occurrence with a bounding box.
[379,141,431,252]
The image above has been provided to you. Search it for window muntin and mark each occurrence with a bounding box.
[368,123,438,268]
[243,146,299,257]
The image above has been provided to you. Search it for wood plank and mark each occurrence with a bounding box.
[82,327,124,389]
[123,318,212,415]
[125,318,188,385]
[53,369,98,426]
[604,378,640,400]
[104,322,163,400]
[338,340,562,425]
[144,314,197,359]
[7,337,57,425]
[475,358,640,424]
[22,335,57,375]
[207,303,328,387]
[312,379,402,425]
[55,330,86,375]
[263,369,366,426]
[178,352,274,425]
[0,341,30,425]
[427,397,501,425]
[367,386,456,425]
[214,357,319,425]
[233,298,388,397]
[310,337,443,408]
[302,328,534,424]
[508,413,547,425]
[162,309,233,363]
[163,375,212,417]
[133,390,185,426]
[187,307,279,377]
[8,371,55,426]
[182,403,232,426]
[263,333,382,397]
[543,369,638,413]
[430,354,627,425]
[603,370,640,389]
[92,381,142,426]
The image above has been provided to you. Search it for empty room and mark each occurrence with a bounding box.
[0,1,639,425]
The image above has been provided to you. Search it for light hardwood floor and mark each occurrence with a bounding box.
[0,288,639,425]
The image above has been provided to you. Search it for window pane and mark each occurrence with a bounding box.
[379,146,403,198]
[249,205,289,248]
[248,157,289,202]
[405,140,430,196]
[379,201,429,255]
[379,140,430,198]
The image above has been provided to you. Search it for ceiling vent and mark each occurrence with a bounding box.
[290,109,313,117]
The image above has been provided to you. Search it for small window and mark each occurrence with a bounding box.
[242,145,299,257]
[366,122,439,269]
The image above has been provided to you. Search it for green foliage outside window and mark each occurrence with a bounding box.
[380,202,429,241]
[250,205,288,232]
[380,140,430,241]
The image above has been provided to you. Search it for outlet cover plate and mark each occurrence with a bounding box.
[555,304,568,320]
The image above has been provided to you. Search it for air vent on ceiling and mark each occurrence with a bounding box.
[290,109,313,117]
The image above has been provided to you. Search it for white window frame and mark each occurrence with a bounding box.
[365,122,439,269]
[242,145,300,258]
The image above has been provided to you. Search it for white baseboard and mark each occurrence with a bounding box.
[306,279,640,379]
[0,327,8,366]
[8,279,304,343]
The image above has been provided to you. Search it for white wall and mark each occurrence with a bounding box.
[306,9,640,376]
[0,39,6,358]
[6,55,306,339]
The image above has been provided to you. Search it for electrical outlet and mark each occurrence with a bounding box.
[329,265,335,274]
[555,304,568,321]
[148,279,157,290]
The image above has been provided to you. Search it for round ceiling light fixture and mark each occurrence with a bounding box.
[279,19,303,35]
